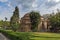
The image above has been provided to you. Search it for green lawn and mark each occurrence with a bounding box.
[30,32,60,40]
[0,30,60,40]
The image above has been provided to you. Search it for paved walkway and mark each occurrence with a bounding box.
[0,33,9,40]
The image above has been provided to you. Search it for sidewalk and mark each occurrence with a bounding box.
[0,33,9,40]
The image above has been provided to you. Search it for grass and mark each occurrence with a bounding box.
[0,30,30,40]
[0,30,60,40]
[30,32,60,40]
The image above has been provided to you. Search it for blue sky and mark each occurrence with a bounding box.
[0,0,60,21]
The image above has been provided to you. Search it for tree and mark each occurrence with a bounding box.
[10,6,19,31]
[49,11,60,32]
[4,17,8,29]
[0,20,10,29]
[30,11,41,31]
[5,17,7,21]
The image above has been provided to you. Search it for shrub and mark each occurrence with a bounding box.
[0,30,30,40]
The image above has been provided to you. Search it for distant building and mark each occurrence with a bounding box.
[18,13,50,32]
[38,17,50,32]
[18,13,31,32]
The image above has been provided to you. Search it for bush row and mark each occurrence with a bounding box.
[0,30,30,40]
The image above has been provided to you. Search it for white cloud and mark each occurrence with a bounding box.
[48,0,60,2]
[32,2,37,8]
[0,0,8,2]
[7,2,11,7]
[49,3,60,12]
[0,7,12,21]
[55,0,60,2]
[32,0,38,8]
[48,0,51,2]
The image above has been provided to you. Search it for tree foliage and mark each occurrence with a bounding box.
[0,20,10,29]
[10,6,19,31]
[49,11,60,32]
[30,11,41,31]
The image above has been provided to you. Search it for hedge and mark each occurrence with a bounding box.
[0,30,30,40]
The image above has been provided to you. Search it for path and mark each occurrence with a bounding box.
[0,33,9,40]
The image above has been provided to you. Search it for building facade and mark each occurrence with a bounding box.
[38,17,50,32]
[18,13,50,32]
[18,13,31,32]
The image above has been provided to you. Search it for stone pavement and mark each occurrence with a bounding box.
[0,33,9,40]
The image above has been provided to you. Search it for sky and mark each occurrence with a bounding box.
[0,0,60,21]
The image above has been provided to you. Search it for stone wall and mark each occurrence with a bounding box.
[18,14,50,32]
[38,17,50,32]
[18,13,31,32]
